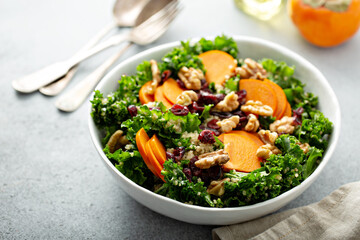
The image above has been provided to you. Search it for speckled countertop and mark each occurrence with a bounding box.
[1,0,359,239]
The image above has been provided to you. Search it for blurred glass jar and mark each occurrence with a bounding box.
[234,0,283,20]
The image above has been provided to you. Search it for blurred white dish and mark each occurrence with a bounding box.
[88,36,341,225]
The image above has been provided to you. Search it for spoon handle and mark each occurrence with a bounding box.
[12,32,129,93]
[39,22,116,96]
[56,42,133,112]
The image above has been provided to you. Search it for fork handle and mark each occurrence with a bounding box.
[12,32,130,93]
[56,42,133,112]
[39,22,117,96]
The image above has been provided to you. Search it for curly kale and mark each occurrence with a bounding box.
[295,110,333,150]
[90,35,334,208]
[91,61,153,142]
[156,160,214,207]
[261,58,318,113]
[275,134,323,181]
[191,35,238,58]
[222,169,282,206]
[258,116,276,130]
[223,75,240,94]
[104,146,155,188]
[159,35,238,78]
[122,105,201,149]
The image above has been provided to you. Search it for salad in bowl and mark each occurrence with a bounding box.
[90,35,334,209]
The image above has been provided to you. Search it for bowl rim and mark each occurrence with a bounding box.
[88,35,341,212]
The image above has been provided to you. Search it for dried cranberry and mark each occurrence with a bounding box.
[188,101,205,114]
[198,91,220,105]
[216,94,225,102]
[170,104,189,116]
[199,124,206,130]
[207,165,222,180]
[200,165,223,186]
[161,70,172,82]
[200,79,209,90]
[127,105,138,117]
[206,119,220,130]
[232,110,246,118]
[293,107,304,126]
[236,89,247,104]
[198,130,215,144]
[200,88,213,94]
[183,168,192,182]
[233,112,248,130]
[189,157,202,177]
[166,152,174,161]
[209,129,221,136]
[176,79,186,89]
[173,147,185,162]
[210,111,233,119]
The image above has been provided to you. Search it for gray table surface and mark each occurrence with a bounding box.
[1,0,359,239]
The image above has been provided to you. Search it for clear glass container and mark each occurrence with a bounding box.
[234,0,283,20]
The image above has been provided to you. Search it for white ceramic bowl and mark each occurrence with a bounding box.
[88,36,341,225]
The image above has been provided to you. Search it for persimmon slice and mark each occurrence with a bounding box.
[139,81,155,104]
[154,85,173,109]
[218,130,264,146]
[264,79,287,120]
[135,128,157,177]
[239,79,277,115]
[162,78,184,104]
[222,133,262,173]
[282,101,292,118]
[199,50,237,85]
[145,140,165,181]
[148,134,166,166]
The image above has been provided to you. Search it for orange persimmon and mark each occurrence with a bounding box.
[162,78,184,104]
[154,85,173,109]
[218,130,264,146]
[282,101,293,118]
[222,133,262,173]
[148,134,167,166]
[288,0,360,47]
[198,50,237,85]
[145,140,165,181]
[264,79,288,120]
[135,128,158,177]
[139,81,155,104]
[239,79,278,115]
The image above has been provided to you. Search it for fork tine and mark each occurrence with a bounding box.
[134,5,183,45]
[133,0,179,32]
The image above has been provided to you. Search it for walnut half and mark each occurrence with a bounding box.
[214,92,239,112]
[256,144,281,160]
[145,60,161,94]
[195,149,230,169]
[241,100,273,116]
[244,114,259,132]
[235,58,267,80]
[216,116,240,133]
[270,116,295,134]
[207,178,230,196]
[258,129,278,145]
[178,66,204,90]
[176,90,198,106]
[107,130,129,153]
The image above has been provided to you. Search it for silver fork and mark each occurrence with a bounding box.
[12,1,180,94]
[55,3,182,112]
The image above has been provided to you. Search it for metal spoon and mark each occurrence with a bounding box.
[55,1,180,112]
[35,0,166,96]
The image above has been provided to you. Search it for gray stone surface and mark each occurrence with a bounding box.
[1,0,359,239]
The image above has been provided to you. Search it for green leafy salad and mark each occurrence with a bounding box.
[91,35,333,207]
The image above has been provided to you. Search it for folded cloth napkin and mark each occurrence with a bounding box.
[212,181,360,240]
